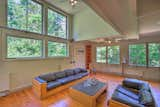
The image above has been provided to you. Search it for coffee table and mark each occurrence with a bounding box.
[69,79,107,107]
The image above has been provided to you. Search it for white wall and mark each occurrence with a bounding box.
[73,5,119,41]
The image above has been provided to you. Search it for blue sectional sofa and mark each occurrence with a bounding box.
[32,68,89,99]
[109,78,157,107]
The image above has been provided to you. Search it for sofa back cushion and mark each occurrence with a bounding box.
[39,73,56,82]
[123,78,144,90]
[55,71,66,79]
[64,69,75,76]
[74,68,81,74]
[80,68,87,72]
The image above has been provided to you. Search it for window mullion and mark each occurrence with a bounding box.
[43,4,47,35]
[146,43,149,68]
[26,0,29,31]
[106,46,108,64]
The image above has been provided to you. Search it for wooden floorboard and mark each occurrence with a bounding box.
[0,73,160,107]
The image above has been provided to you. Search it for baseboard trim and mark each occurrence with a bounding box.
[10,83,32,93]
[98,71,160,82]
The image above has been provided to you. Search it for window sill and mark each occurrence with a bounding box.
[3,56,70,62]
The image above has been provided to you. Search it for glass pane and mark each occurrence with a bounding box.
[129,44,146,66]
[7,0,42,33]
[48,9,67,39]
[8,0,27,30]
[7,36,42,58]
[48,41,67,57]
[108,46,120,64]
[96,47,106,63]
[149,43,160,67]
[27,0,42,33]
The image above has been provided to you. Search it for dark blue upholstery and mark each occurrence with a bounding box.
[111,78,155,107]
[64,69,75,76]
[47,81,62,90]
[112,90,144,107]
[80,68,88,72]
[139,89,154,106]
[55,71,66,79]
[76,72,89,77]
[36,68,88,90]
[39,73,56,82]
[74,68,81,74]
[123,78,145,90]
[57,76,75,84]
[35,77,47,83]
[116,85,139,100]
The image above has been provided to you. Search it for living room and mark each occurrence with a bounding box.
[0,0,160,107]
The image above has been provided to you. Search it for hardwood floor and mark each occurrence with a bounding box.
[0,73,160,107]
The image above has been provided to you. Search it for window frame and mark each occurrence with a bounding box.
[107,45,120,65]
[128,43,147,67]
[47,7,68,39]
[148,42,160,68]
[7,0,44,34]
[47,40,69,58]
[4,0,70,61]
[5,35,44,59]
[96,46,107,63]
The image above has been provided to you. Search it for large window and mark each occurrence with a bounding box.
[8,0,42,33]
[108,46,120,64]
[7,36,42,58]
[96,47,106,63]
[48,41,67,57]
[48,9,67,39]
[148,43,160,67]
[129,44,146,66]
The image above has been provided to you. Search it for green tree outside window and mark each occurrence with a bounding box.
[108,46,120,64]
[8,0,42,34]
[96,47,106,63]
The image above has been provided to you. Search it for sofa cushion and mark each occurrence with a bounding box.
[116,85,139,100]
[123,78,145,90]
[76,72,89,77]
[39,73,56,82]
[57,76,75,84]
[64,69,75,76]
[139,89,154,106]
[55,71,66,79]
[80,68,88,72]
[72,75,82,80]
[112,90,144,107]
[47,81,62,90]
[74,68,81,74]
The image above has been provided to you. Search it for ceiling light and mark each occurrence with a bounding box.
[108,41,111,44]
[69,0,78,6]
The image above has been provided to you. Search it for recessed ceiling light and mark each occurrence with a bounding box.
[108,41,111,44]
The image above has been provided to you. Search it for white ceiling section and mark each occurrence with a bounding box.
[73,5,120,41]
[45,0,87,14]
[83,0,138,39]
